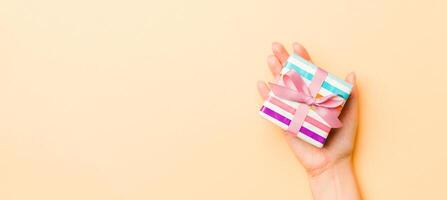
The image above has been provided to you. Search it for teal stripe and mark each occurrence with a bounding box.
[284,62,350,99]
[328,74,352,89]
[321,82,349,99]
[286,62,314,81]
[292,54,352,89]
[292,54,317,70]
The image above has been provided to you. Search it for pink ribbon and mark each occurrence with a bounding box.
[268,69,344,134]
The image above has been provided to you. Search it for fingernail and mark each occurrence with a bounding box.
[272,42,281,51]
[267,55,277,64]
[293,42,302,49]
[348,72,356,84]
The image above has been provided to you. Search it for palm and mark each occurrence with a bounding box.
[258,42,359,176]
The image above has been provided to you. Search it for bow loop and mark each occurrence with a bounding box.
[282,71,312,97]
[313,94,345,108]
[269,70,344,128]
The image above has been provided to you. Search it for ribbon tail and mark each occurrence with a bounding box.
[283,70,311,95]
[315,95,345,108]
[314,107,343,128]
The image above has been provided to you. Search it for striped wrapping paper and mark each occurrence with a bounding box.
[259,54,353,148]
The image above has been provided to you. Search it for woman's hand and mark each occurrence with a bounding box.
[257,42,361,200]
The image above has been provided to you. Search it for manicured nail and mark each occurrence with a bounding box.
[347,72,356,84]
[293,42,302,49]
[267,55,277,65]
[272,42,281,51]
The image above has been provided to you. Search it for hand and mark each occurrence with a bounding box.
[257,42,361,200]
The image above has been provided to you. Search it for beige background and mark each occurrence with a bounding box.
[1,0,447,199]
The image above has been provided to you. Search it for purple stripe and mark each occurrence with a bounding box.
[261,106,326,144]
[260,106,291,125]
[299,126,326,144]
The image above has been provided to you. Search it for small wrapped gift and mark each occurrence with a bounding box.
[259,54,353,148]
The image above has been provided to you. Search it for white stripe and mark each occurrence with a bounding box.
[281,66,349,99]
[295,77,339,98]
[261,109,324,148]
[325,75,352,94]
[268,91,300,108]
[302,77,312,87]
[297,132,323,148]
[262,99,328,148]
[264,91,329,126]
[262,101,294,119]
[319,89,347,107]
[280,67,291,75]
[287,56,317,74]
[319,87,335,97]
[264,100,330,135]
[285,56,352,94]
[259,111,288,130]
[319,88,348,106]
[302,121,329,138]
[263,97,329,131]
[281,64,313,86]
[307,109,330,127]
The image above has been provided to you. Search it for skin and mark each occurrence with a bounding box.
[257,42,362,200]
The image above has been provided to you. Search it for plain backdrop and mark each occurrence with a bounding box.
[1,0,447,199]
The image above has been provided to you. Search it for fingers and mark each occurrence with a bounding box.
[257,81,270,100]
[264,41,313,99]
[292,42,312,61]
[345,72,356,85]
[272,41,311,65]
[267,55,283,78]
[272,42,289,65]
[339,72,358,128]
[345,72,357,104]
[270,42,311,78]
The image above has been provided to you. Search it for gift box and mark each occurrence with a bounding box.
[259,54,353,148]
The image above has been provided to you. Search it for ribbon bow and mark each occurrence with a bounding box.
[268,70,344,133]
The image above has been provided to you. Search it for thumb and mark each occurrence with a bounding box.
[339,72,358,130]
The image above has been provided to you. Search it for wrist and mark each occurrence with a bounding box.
[307,157,361,200]
[308,156,353,179]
